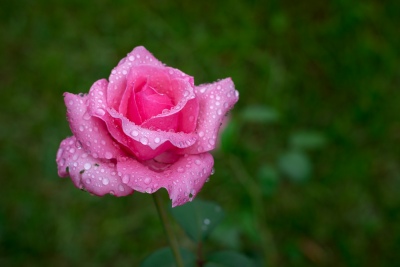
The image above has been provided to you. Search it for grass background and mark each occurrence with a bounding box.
[1,0,399,266]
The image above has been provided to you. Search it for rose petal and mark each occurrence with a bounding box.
[135,82,174,123]
[88,81,197,160]
[141,78,198,132]
[107,46,165,109]
[117,153,214,207]
[119,76,146,125]
[56,136,134,197]
[64,89,126,160]
[179,78,239,154]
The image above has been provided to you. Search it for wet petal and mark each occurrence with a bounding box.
[107,46,165,109]
[88,80,197,160]
[117,153,214,207]
[179,78,239,154]
[64,88,126,160]
[56,136,134,197]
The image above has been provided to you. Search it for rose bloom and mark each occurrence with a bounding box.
[56,46,239,207]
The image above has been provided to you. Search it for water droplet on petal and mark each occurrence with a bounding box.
[128,55,135,61]
[140,137,148,145]
[211,168,215,175]
[84,163,91,170]
[102,178,109,185]
[177,167,184,173]
[118,184,125,192]
[79,125,84,132]
[75,140,82,149]
[198,131,205,137]
[131,130,139,137]
[144,177,152,184]
[85,178,91,184]
[105,152,113,159]
[122,174,130,184]
[95,108,105,116]
[154,137,161,143]
[208,139,215,146]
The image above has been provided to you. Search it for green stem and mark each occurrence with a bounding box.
[153,191,184,267]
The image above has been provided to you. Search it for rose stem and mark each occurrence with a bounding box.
[152,191,184,267]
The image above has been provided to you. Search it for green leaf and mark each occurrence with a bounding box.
[240,105,279,123]
[140,247,195,267]
[205,251,256,267]
[290,131,326,150]
[278,150,311,182]
[170,199,224,242]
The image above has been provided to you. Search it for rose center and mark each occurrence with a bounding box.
[126,78,174,125]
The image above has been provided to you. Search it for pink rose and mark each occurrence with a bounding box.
[56,46,239,207]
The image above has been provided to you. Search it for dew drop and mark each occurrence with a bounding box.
[84,163,91,170]
[131,130,139,137]
[144,177,152,184]
[105,152,113,159]
[122,174,130,184]
[208,139,215,146]
[69,148,75,154]
[118,184,125,192]
[96,108,106,116]
[128,55,135,61]
[75,140,83,149]
[154,137,161,143]
[177,167,184,173]
[85,178,91,184]
[83,112,91,120]
[140,137,148,145]
[102,178,109,185]
[198,131,205,137]
[195,159,201,165]
[78,125,84,132]
[211,168,215,175]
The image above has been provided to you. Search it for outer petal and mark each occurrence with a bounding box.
[117,153,214,207]
[107,46,165,109]
[88,80,197,160]
[64,89,126,160]
[179,78,239,154]
[56,136,134,197]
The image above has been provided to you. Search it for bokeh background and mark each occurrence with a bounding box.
[1,0,399,266]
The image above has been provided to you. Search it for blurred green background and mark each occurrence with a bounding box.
[1,0,399,266]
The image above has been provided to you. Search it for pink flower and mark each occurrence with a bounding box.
[56,46,239,207]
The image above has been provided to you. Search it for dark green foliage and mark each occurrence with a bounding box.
[1,0,399,266]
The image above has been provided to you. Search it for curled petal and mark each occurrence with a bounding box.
[117,153,214,207]
[64,90,126,160]
[56,136,134,197]
[88,80,197,160]
[107,46,165,109]
[180,78,239,154]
